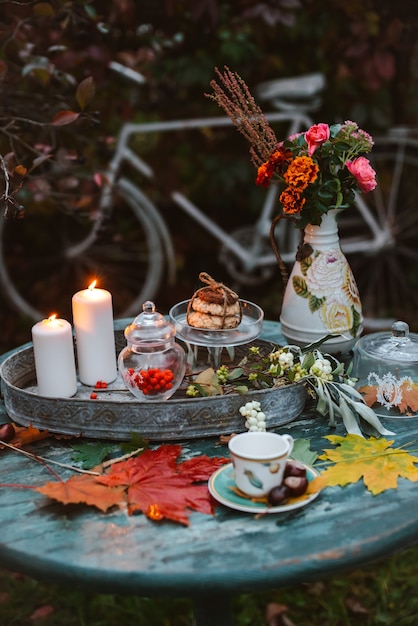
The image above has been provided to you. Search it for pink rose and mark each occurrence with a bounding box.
[346,157,377,193]
[304,123,330,156]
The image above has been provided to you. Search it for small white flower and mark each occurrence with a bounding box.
[278,352,294,368]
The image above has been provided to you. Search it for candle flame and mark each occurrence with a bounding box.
[48,314,57,322]
[88,280,97,290]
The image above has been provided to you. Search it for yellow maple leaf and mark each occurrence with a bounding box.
[310,434,418,495]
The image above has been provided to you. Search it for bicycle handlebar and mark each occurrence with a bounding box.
[108,61,146,84]
[108,60,325,115]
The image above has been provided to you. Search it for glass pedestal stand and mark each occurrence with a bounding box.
[169,300,264,368]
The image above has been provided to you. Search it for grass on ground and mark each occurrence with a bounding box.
[1,544,418,625]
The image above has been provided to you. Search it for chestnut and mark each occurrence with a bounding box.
[284,475,309,497]
[284,460,307,479]
[0,423,15,443]
[267,484,291,506]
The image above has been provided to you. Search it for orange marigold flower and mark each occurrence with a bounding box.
[284,156,319,190]
[256,147,293,188]
[270,147,293,170]
[279,187,306,215]
[256,162,273,188]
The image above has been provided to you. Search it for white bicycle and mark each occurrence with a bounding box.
[1,63,417,327]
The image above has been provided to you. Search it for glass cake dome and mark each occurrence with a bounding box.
[352,321,418,418]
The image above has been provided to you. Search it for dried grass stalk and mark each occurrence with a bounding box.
[207,66,278,168]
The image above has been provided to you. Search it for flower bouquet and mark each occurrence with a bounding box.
[208,67,377,351]
[208,66,376,232]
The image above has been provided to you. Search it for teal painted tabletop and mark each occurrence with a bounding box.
[1,320,417,626]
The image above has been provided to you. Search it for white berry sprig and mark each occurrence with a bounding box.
[239,400,266,432]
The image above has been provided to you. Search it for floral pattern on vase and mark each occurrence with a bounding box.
[293,247,362,333]
[280,210,363,354]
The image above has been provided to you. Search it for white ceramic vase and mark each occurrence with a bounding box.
[279,209,363,354]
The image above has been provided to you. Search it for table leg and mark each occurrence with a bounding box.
[192,594,235,626]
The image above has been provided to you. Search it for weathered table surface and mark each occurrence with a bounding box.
[0,320,417,626]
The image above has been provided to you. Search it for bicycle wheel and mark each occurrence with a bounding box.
[0,178,166,322]
[338,134,418,325]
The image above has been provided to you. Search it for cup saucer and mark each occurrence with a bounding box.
[208,463,320,514]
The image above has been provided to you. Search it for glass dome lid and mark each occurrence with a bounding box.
[124,301,176,349]
[352,321,418,419]
[355,321,418,363]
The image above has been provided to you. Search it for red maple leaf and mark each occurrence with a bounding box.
[98,444,228,524]
[37,445,228,526]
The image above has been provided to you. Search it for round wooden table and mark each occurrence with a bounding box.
[0,321,416,626]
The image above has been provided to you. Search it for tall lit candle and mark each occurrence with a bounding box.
[31,315,78,398]
[72,281,117,386]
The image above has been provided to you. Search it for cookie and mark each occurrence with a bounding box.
[186,272,242,330]
[190,296,241,317]
[187,311,241,329]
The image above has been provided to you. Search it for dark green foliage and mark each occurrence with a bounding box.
[0,0,417,352]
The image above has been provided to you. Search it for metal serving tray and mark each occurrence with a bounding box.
[0,332,307,442]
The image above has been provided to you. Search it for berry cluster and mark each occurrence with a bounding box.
[94,380,108,389]
[239,400,266,432]
[126,367,174,395]
[309,358,333,381]
[90,380,108,399]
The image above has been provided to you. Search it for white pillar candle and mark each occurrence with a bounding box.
[72,281,117,386]
[31,315,78,398]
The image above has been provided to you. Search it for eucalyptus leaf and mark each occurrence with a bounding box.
[338,396,363,436]
[336,382,364,399]
[332,362,345,376]
[345,397,395,436]
[301,352,315,370]
[323,383,336,427]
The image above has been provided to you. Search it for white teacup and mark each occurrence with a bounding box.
[228,431,294,497]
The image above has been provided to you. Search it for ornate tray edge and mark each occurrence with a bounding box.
[0,333,307,441]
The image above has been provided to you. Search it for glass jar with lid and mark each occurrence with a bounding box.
[118,301,186,401]
[351,321,418,418]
